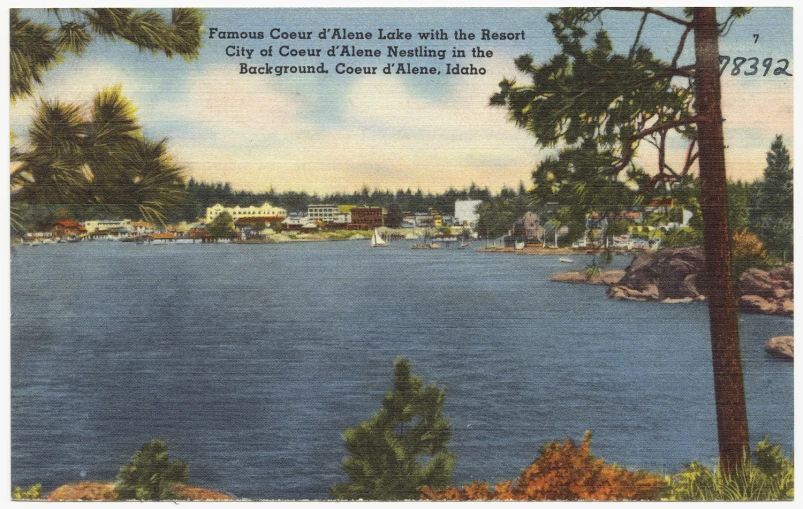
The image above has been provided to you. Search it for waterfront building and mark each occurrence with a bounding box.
[513,212,544,241]
[414,212,434,228]
[53,221,87,238]
[82,219,132,233]
[307,204,339,223]
[454,200,482,229]
[282,214,319,231]
[350,207,384,229]
[327,213,352,229]
[130,221,154,235]
[205,202,287,223]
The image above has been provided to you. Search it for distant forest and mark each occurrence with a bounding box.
[13,179,528,230]
[167,179,528,222]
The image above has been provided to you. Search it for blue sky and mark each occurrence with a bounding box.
[9,7,794,194]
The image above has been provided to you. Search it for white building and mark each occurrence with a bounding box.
[82,219,132,233]
[206,202,287,223]
[454,200,483,229]
[307,204,339,223]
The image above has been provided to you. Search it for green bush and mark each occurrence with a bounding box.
[667,438,793,500]
[332,357,455,500]
[115,439,189,500]
[661,227,703,248]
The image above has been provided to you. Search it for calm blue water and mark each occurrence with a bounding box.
[11,241,793,499]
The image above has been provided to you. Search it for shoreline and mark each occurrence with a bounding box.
[479,246,635,256]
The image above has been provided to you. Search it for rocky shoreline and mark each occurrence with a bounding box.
[765,336,794,360]
[549,270,625,286]
[550,247,793,317]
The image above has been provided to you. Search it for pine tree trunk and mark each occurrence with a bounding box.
[692,7,750,473]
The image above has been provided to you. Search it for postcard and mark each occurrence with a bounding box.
[8,5,794,501]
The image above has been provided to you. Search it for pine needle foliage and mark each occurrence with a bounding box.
[331,357,455,500]
[10,8,204,101]
[668,437,794,501]
[11,86,187,225]
[115,439,189,501]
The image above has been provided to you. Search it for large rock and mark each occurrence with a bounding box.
[765,336,794,360]
[607,247,705,302]
[739,268,777,299]
[607,248,793,316]
[550,270,625,286]
[740,295,778,315]
[738,264,794,317]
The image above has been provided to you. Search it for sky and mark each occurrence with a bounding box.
[8,6,795,195]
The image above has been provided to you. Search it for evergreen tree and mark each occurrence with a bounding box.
[116,440,188,501]
[10,8,204,101]
[208,211,235,238]
[11,86,187,225]
[492,6,752,472]
[331,358,454,500]
[750,136,793,261]
[385,203,404,228]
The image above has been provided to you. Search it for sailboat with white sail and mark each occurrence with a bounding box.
[371,228,388,247]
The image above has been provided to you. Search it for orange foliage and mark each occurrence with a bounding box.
[47,482,118,501]
[732,229,768,261]
[46,481,234,501]
[421,431,664,501]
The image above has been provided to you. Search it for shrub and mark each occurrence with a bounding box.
[731,229,769,276]
[421,431,664,501]
[12,484,42,500]
[115,439,189,500]
[668,438,793,501]
[332,357,454,500]
[661,227,703,248]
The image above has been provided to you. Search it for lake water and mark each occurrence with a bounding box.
[10,240,793,499]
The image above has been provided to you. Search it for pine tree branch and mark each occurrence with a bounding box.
[604,7,692,27]
[615,117,699,172]
[671,26,694,69]
[633,116,700,142]
[629,12,649,60]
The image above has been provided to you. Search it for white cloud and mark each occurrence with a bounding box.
[179,65,304,136]
[169,54,543,193]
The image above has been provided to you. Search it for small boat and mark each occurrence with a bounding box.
[459,241,470,249]
[371,228,388,247]
[559,257,574,263]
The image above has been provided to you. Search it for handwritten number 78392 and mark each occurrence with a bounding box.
[719,56,793,77]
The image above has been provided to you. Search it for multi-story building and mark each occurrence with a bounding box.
[53,221,87,238]
[205,202,287,223]
[130,221,154,235]
[82,219,132,233]
[307,204,339,223]
[350,207,384,229]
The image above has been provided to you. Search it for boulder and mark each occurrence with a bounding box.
[549,270,624,286]
[608,248,793,316]
[740,295,778,315]
[608,247,704,302]
[739,268,777,299]
[765,336,793,360]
